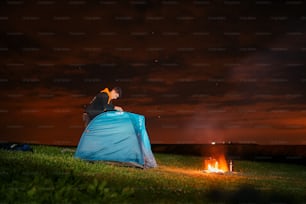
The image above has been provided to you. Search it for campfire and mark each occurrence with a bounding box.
[203,155,232,174]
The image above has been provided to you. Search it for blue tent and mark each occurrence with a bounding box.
[75,111,157,168]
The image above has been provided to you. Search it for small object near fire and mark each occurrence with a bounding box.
[229,160,233,172]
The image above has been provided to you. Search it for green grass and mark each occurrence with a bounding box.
[0,145,306,204]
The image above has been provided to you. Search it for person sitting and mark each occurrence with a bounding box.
[83,87,123,127]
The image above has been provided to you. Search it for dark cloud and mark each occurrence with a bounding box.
[1,1,306,145]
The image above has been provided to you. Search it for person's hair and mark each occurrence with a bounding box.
[112,87,122,98]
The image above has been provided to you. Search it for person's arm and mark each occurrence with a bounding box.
[114,106,123,111]
[99,93,123,111]
[99,93,115,111]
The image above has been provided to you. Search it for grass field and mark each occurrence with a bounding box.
[0,145,305,203]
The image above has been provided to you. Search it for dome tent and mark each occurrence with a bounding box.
[75,111,157,168]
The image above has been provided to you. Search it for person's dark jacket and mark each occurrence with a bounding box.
[85,92,114,120]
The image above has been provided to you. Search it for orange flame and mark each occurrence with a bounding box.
[207,161,224,173]
[204,155,229,173]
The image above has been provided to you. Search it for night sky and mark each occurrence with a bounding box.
[1,0,306,145]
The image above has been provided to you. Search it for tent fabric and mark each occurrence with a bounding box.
[75,111,157,168]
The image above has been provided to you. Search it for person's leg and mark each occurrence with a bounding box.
[82,112,91,127]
